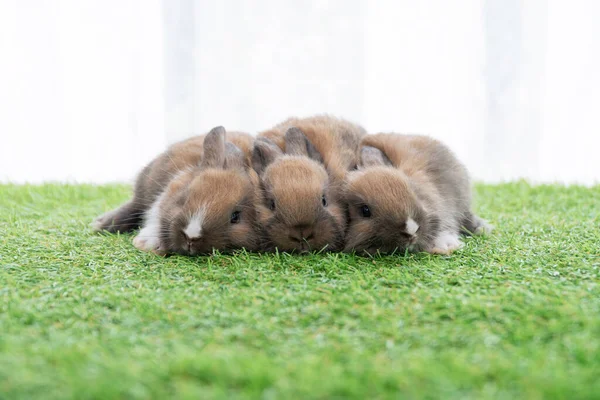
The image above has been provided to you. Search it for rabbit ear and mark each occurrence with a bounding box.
[252,138,283,175]
[360,146,392,167]
[201,126,227,168]
[284,127,324,163]
[224,142,246,171]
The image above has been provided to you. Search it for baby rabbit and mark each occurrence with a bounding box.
[252,115,366,253]
[92,126,263,255]
[344,133,491,255]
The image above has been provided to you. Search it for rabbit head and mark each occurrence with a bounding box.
[158,126,263,255]
[343,146,441,255]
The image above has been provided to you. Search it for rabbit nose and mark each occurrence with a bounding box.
[289,225,315,243]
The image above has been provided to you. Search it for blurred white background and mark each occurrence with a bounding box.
[1,0,599,184]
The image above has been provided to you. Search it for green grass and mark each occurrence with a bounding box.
[0,182,599,400]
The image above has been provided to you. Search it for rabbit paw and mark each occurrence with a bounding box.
[133,230,166,256]
[474,221,494,236]
[91,210,117,232]
[428,231,463,255]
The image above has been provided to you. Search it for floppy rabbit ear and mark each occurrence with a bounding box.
[284,127,324,163]
[224,142,246,171]
[252,138,283,175]
[360,146,392,167]
[201,126,227,168]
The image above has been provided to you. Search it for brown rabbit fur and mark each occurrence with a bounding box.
[92,127,262,255]
[253,115,366,252]
[344,133,491,255]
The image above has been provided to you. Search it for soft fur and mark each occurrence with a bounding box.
[344,133,492,255]
[92,127,263,255]
[253,115,366,252]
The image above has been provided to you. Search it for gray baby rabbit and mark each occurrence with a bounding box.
[344,133,492,255]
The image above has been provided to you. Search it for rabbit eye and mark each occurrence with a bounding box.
[269,199,276,211]
[230,211,241,224]
[321,195,328,207]
[359,205,371,218]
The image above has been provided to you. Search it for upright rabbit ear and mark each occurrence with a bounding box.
[252,138,283,175]
[224,142,246,171]
[360,146,392,167]
[201,126,227,168]
[284,127,324,163]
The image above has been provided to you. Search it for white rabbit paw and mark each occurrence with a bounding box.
[428,231,463,255]
[133,233,166,255]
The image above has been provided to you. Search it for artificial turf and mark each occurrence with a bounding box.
[0,182,599,399]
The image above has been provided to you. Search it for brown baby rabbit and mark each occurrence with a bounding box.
[344,133,491,255]
[252,115,366,253]
[92,126,263,255]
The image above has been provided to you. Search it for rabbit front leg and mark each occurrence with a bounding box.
[132,195,167,255]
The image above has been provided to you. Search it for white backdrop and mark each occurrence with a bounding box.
[1,0,599,184]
